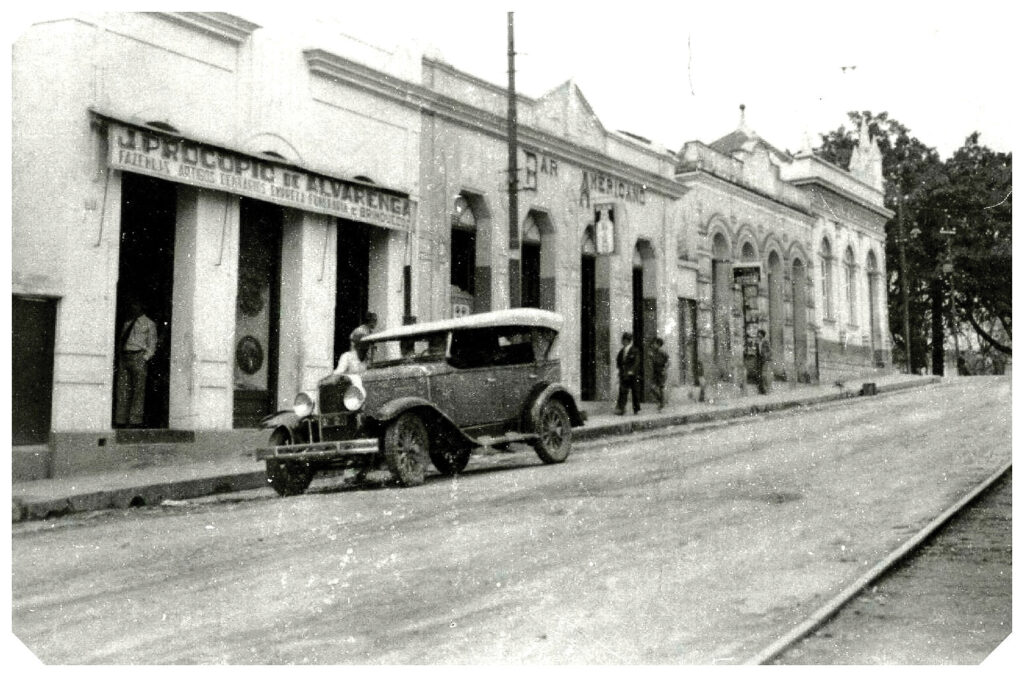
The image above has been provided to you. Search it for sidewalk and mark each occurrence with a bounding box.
[11,373,939,523]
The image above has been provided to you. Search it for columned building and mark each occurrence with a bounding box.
[674,111,893,396]
[12,13,420,477]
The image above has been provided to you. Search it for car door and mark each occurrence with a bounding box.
[488,327,542,428]
[437,328,504,431]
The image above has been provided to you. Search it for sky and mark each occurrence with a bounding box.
[292,0,1017,160]
[8,2,1017,160]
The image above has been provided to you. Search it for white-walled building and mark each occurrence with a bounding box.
[11,12,893,480]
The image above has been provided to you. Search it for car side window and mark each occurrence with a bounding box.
[448,329,499,369]
[494,328,535,365]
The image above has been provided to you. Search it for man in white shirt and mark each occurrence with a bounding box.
[115,300,158,427]
[333,343,368,375]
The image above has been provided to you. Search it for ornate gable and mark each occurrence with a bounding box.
[534,80,607,151]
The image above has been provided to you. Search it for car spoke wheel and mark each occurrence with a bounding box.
[429,446,471,476]
[533,399,572,464]
[384,413,429,486]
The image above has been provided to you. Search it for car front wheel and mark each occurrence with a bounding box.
[383,412,430,486]
[532,399,572,464]
[265,428,315,496]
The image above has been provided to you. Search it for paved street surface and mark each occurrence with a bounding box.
[12,377,1011,664]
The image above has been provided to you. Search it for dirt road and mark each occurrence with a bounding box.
[12,377,1011,664]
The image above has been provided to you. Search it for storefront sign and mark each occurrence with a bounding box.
[107,123,413,231]
[579,168,646,208]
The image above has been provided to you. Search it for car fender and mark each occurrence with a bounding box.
[523,383,586,430]
[260,410,303,432]
[367,397,480,447]
[258,410,311,445]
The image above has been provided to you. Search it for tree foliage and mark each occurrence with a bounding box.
[816,112,1011,372]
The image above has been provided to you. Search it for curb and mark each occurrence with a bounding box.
[13,377,940,523]
[13,471,268,523]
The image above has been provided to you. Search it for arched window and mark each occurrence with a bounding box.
[819,238,834,320]
[451,195,476,295]
[521,214,542,308]
[844,246,856,325]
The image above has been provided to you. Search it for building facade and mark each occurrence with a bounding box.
[11,12,892,479]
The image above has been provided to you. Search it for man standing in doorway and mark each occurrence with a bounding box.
[615,331,642,415]
[756,329,772,395]
[115,300,158,428]
[349,312,378,347]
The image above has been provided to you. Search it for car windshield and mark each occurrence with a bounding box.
[364,332,448,368]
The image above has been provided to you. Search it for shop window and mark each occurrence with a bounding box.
[844,246,857,326]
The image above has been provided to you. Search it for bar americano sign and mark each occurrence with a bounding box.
[107,123,412,231]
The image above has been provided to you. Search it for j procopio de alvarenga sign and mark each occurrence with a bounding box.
[107,122,413,231]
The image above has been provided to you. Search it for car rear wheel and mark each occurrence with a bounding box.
[429,446,471,476]
[383,413,429,486]
[532,399,572,464]
[265,429,315,496]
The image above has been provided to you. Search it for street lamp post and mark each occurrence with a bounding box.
[940,222,961,374]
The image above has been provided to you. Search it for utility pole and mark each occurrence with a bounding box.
[507,11,521,308]
[897,186,913,374]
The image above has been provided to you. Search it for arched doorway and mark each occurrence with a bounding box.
[711,232,732,376]
[521,211,556,311]
[580,228,597,400]
[767,250,784,375]
[522,216,541,308]
[450,192,494,315]
[632,240,658,401]
[792,257,808,379]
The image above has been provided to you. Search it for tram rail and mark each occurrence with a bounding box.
[745,460,1013,665]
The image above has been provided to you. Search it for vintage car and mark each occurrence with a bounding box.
[255,308,586,495]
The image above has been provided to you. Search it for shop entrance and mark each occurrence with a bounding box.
[334,219,371,366]
[113,172,176,429]
[580,247,597,400]
[13,296,57,445]
[677,297,699,385]
[234,198,283,428]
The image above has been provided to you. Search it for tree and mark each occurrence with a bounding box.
[817,115,1012,373]
[939,133,1012,356]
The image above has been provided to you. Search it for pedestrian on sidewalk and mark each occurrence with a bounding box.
[650,336,669,411]
[756,329,772,395]
[615,331,642,415]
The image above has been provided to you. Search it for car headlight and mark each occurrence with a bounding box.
[293,391,315,418]
[342,383,366,411]
[342,374,366,411]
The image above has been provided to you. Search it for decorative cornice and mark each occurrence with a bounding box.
[156,12,260,44]
[789,175,894,221]
[676,169,816,220]
[303,48,687,199]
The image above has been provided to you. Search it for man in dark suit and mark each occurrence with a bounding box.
[615,331,642,415]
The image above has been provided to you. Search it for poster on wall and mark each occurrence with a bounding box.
[733,263,763,359]
[594,204,615,255]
